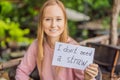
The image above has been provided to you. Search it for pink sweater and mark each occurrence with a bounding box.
[15,38,85,80]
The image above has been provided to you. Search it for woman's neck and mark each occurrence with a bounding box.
[46,36,59,49]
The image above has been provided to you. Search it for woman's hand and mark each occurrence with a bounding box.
[84,63,98,80]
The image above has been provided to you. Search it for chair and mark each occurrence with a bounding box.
[0,58,39,80]
[87,42,120,78]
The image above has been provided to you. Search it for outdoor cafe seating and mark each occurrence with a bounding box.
[87,42,120,79]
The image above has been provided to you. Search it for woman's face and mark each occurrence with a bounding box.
[43,4,65,39]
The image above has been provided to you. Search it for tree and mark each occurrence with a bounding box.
[110,0,120,45]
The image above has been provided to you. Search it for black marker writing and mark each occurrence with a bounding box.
[57,44,62,51]
[57,56,62,62]
[67,56,88,66]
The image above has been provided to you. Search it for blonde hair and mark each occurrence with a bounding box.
[37,0,68,77]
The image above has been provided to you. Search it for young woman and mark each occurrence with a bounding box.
[15,0,98,80]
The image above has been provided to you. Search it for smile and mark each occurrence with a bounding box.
[50,29,57,32]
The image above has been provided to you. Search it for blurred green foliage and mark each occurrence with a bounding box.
[102,17,111,30]
[62,0,112,38]
[0,1,33,48]
[0,18,32,47]
[62,0,112,19]
[0,1,13,17]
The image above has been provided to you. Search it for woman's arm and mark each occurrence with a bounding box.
[15,40,38,80]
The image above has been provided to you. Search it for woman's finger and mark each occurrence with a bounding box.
[89,63,98,68]
[86,65,98,72]
[85,64,98,78]
[85,68,98,77]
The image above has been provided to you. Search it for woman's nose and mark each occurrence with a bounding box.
[51,20,57,28]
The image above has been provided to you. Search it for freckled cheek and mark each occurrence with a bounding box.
[43,23,51,31]
[42,24,49,32]
[43,27,49,34]
[43,28,50,35]
[59,23,65,30]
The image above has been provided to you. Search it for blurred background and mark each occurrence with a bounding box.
[0,0,120,80]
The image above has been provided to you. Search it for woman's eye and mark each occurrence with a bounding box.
[45,18,51,21]
[57,19,62,21]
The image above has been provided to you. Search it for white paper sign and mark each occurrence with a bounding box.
[52,42,95,70]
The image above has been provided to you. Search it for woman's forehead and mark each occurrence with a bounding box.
[43,4,64,17]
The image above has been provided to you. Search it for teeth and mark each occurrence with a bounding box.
[50,29,57,32]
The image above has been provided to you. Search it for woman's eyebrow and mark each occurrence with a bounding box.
[44,15,63,17]
[43,17,52,18]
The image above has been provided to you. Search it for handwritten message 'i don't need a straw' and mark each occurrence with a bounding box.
[52,42,95,70]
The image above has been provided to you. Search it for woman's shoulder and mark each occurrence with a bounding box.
[28,39,38,49]
[26,39,38,56]
[31,39,38,45]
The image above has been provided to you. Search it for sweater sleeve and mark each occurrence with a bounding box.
[73,69,84,80]
[15,40,37,80]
